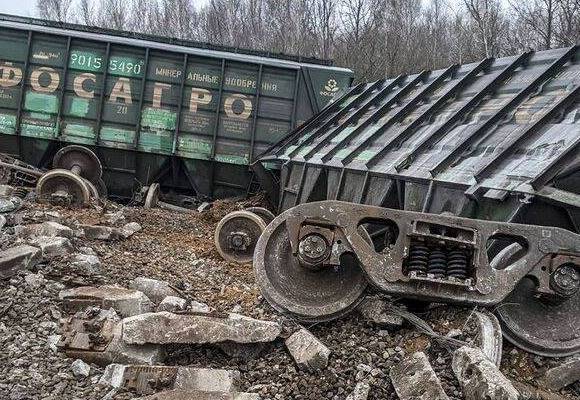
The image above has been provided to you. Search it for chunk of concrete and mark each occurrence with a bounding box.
[0,245,41,279]
[541,355,580,391]
[0,184,13,196]
[71,359,91,378]
[285,328,331,371]
[129,277,180,304]
[24,272,45,288]
[15,221,73,238]
[0,215,6,230]
[0,196,20,213]
[135,391,260,400]
[122,312,281,345]
[465,311,503,367]
[452,346,519,400]
[70,253,102,276]
[390,352,449,400]
[346,382,370,400]
[79,224,124,240]
[189,300,211,314]
[30,236,73,257]
[122,222,142,238]
[59,308,164,366]
[157,296,187,313]
[357,298,403,329]
[99,364,240,394]
[59,285,152,317]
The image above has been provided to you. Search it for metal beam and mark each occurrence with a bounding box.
[474,86,580,182]
[471,47,579,182]
[133,48,150,149]
[248,64,264,163]
[287,81,382,158]
[429,52,534,176]
[367,60,489,169]
[55,36,72,141]
[266,82,364,158]
[171,53,188,155]
[340,71,431,165]
[303,76,405,160]
[95,42,111,144]
[15,30,33,159]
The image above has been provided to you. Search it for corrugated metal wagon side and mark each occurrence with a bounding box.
[0,14,353,201]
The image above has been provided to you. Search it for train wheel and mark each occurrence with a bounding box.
[215,210,267,264]
[36,169,91,207]
[245,206,276,225]
[253,212,370,322]
[53,145,103,183]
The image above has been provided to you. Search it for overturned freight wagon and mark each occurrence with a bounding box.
[250,46,580,357]
[0,14,353,201]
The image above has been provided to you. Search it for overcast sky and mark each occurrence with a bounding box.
[1,0,37,17]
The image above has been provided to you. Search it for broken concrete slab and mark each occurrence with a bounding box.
[71,359,91,378]
[189,300,211,313]
[285,328,331,371]
[99,364,240,394]
[134,390,260,400]
[58,308,164,366]
[346,382,370,400]
[157,296,187,313]
[0,245,41,279]
[357,298,403,329]
[129,277,181,304]
[389,352,449,400]
[79,224,124,240]
[59,285,152,317]
[70,253,102,276]
[465,311,503,367]
[122,312,281,345]
[30,236,73,257]
[122,222,142,238]
[15,221,73,238]
[541,355,580,391]
[452,346,519,400]
[0,214,5,230]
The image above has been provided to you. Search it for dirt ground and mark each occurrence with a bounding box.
[0,196,578,399]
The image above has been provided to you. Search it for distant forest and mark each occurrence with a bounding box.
[36,0,580,81]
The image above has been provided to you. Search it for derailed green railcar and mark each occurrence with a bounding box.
[0,14,353,200]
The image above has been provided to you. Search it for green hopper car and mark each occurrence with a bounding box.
[0,14,353,201]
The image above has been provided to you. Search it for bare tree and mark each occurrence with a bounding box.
[509,0,560,50]
[463,0,506,58]
[36,0,73,22]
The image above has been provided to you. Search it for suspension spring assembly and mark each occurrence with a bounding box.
[406,244,429,275]
[406,242,470,280]
[447,249,469,279]
[427,248,447,278]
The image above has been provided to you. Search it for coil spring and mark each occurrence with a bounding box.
[447,250,469,280]
[427,248,447,278]
[12,187,28,199]
[407,244,429,275]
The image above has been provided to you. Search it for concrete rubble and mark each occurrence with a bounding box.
[78,224,125,240]
[130,277,180,304]
[30,236,73,257]
[0,244,41,279]
[122,311,282,345]
[540,355,580,391]
[99,364,241,393]
[57,307,164,366]
[59,285,152,317]
[71,359,91,378]
[157,296,188,312]
[122,222,142,238]
[70,253,102,276]
[389,352,449,400]
[0,214,6,230]
[285,328,331,371]
[15,221,73,238]
[135,390,261,400]
[465,311,503,367]
[346,382,370,400]
[357,298,404,329]
[452,346,519,400]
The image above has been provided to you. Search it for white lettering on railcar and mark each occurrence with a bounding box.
[109,77,133,104]
[30,67,60,93]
